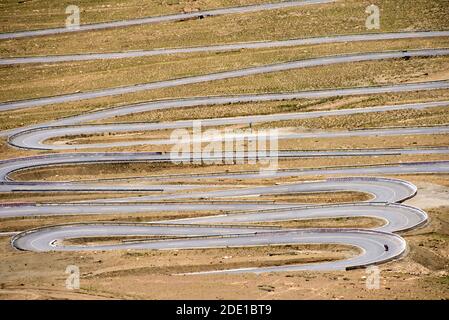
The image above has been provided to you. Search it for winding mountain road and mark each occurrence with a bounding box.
[1,1,448,273]
[2,31,448,65]
[1,48,449,112]
[0,0,334,40]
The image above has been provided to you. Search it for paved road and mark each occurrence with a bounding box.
[3,82,448,139]
[11,124,449,150]
[1,3,448,272]
[1,48,449,112]
[0,0,334,40]
[140,161,449,183]
[9,179,418,272]
[2,138,440,273]
[12,225,406,273]
[2,92,448,274]
[3,152,443,274]
[1,153,434,272]
[0,168,417,201]
[9,103,449,149]
[3,201,426,233]
[2,147,449,181]
[2,31,448,65]
[2,104,446,274]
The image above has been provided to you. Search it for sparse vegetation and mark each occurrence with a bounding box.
[0,0,448,300]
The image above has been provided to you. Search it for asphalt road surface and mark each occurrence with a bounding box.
[1,48,448,112]
[1,1,448,273]
[10,124,449,150]
[0,0,334,40]
[2,31,448,65]
[3,82,448,139]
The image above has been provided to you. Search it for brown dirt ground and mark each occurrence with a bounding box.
[1,0,448,57]
[1,56,448,132]
[0,173,448,299]
[9,152,449,182]
[1,0,448,301]
[0,204,447,299]
[89,90,449,125]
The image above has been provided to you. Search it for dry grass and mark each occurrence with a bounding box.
[137,56,449,101]
[0,0,448,301]
[0,211,222,232]
[1,37,448,103]
[252,191,372,203]
[277,133,449,151]
[0,192,162,203]
[256,106,449,129]
[90,90,449,124]
[245,216,384,229]
[0,0,272,33]
[36,130,449,154]
[0,206,448,299]
[1,0,448,57]
[402,206,449,272]
[400,174,449,188]
[8,153,449,183]
[1,55,448,132]
[48,105,449,146]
